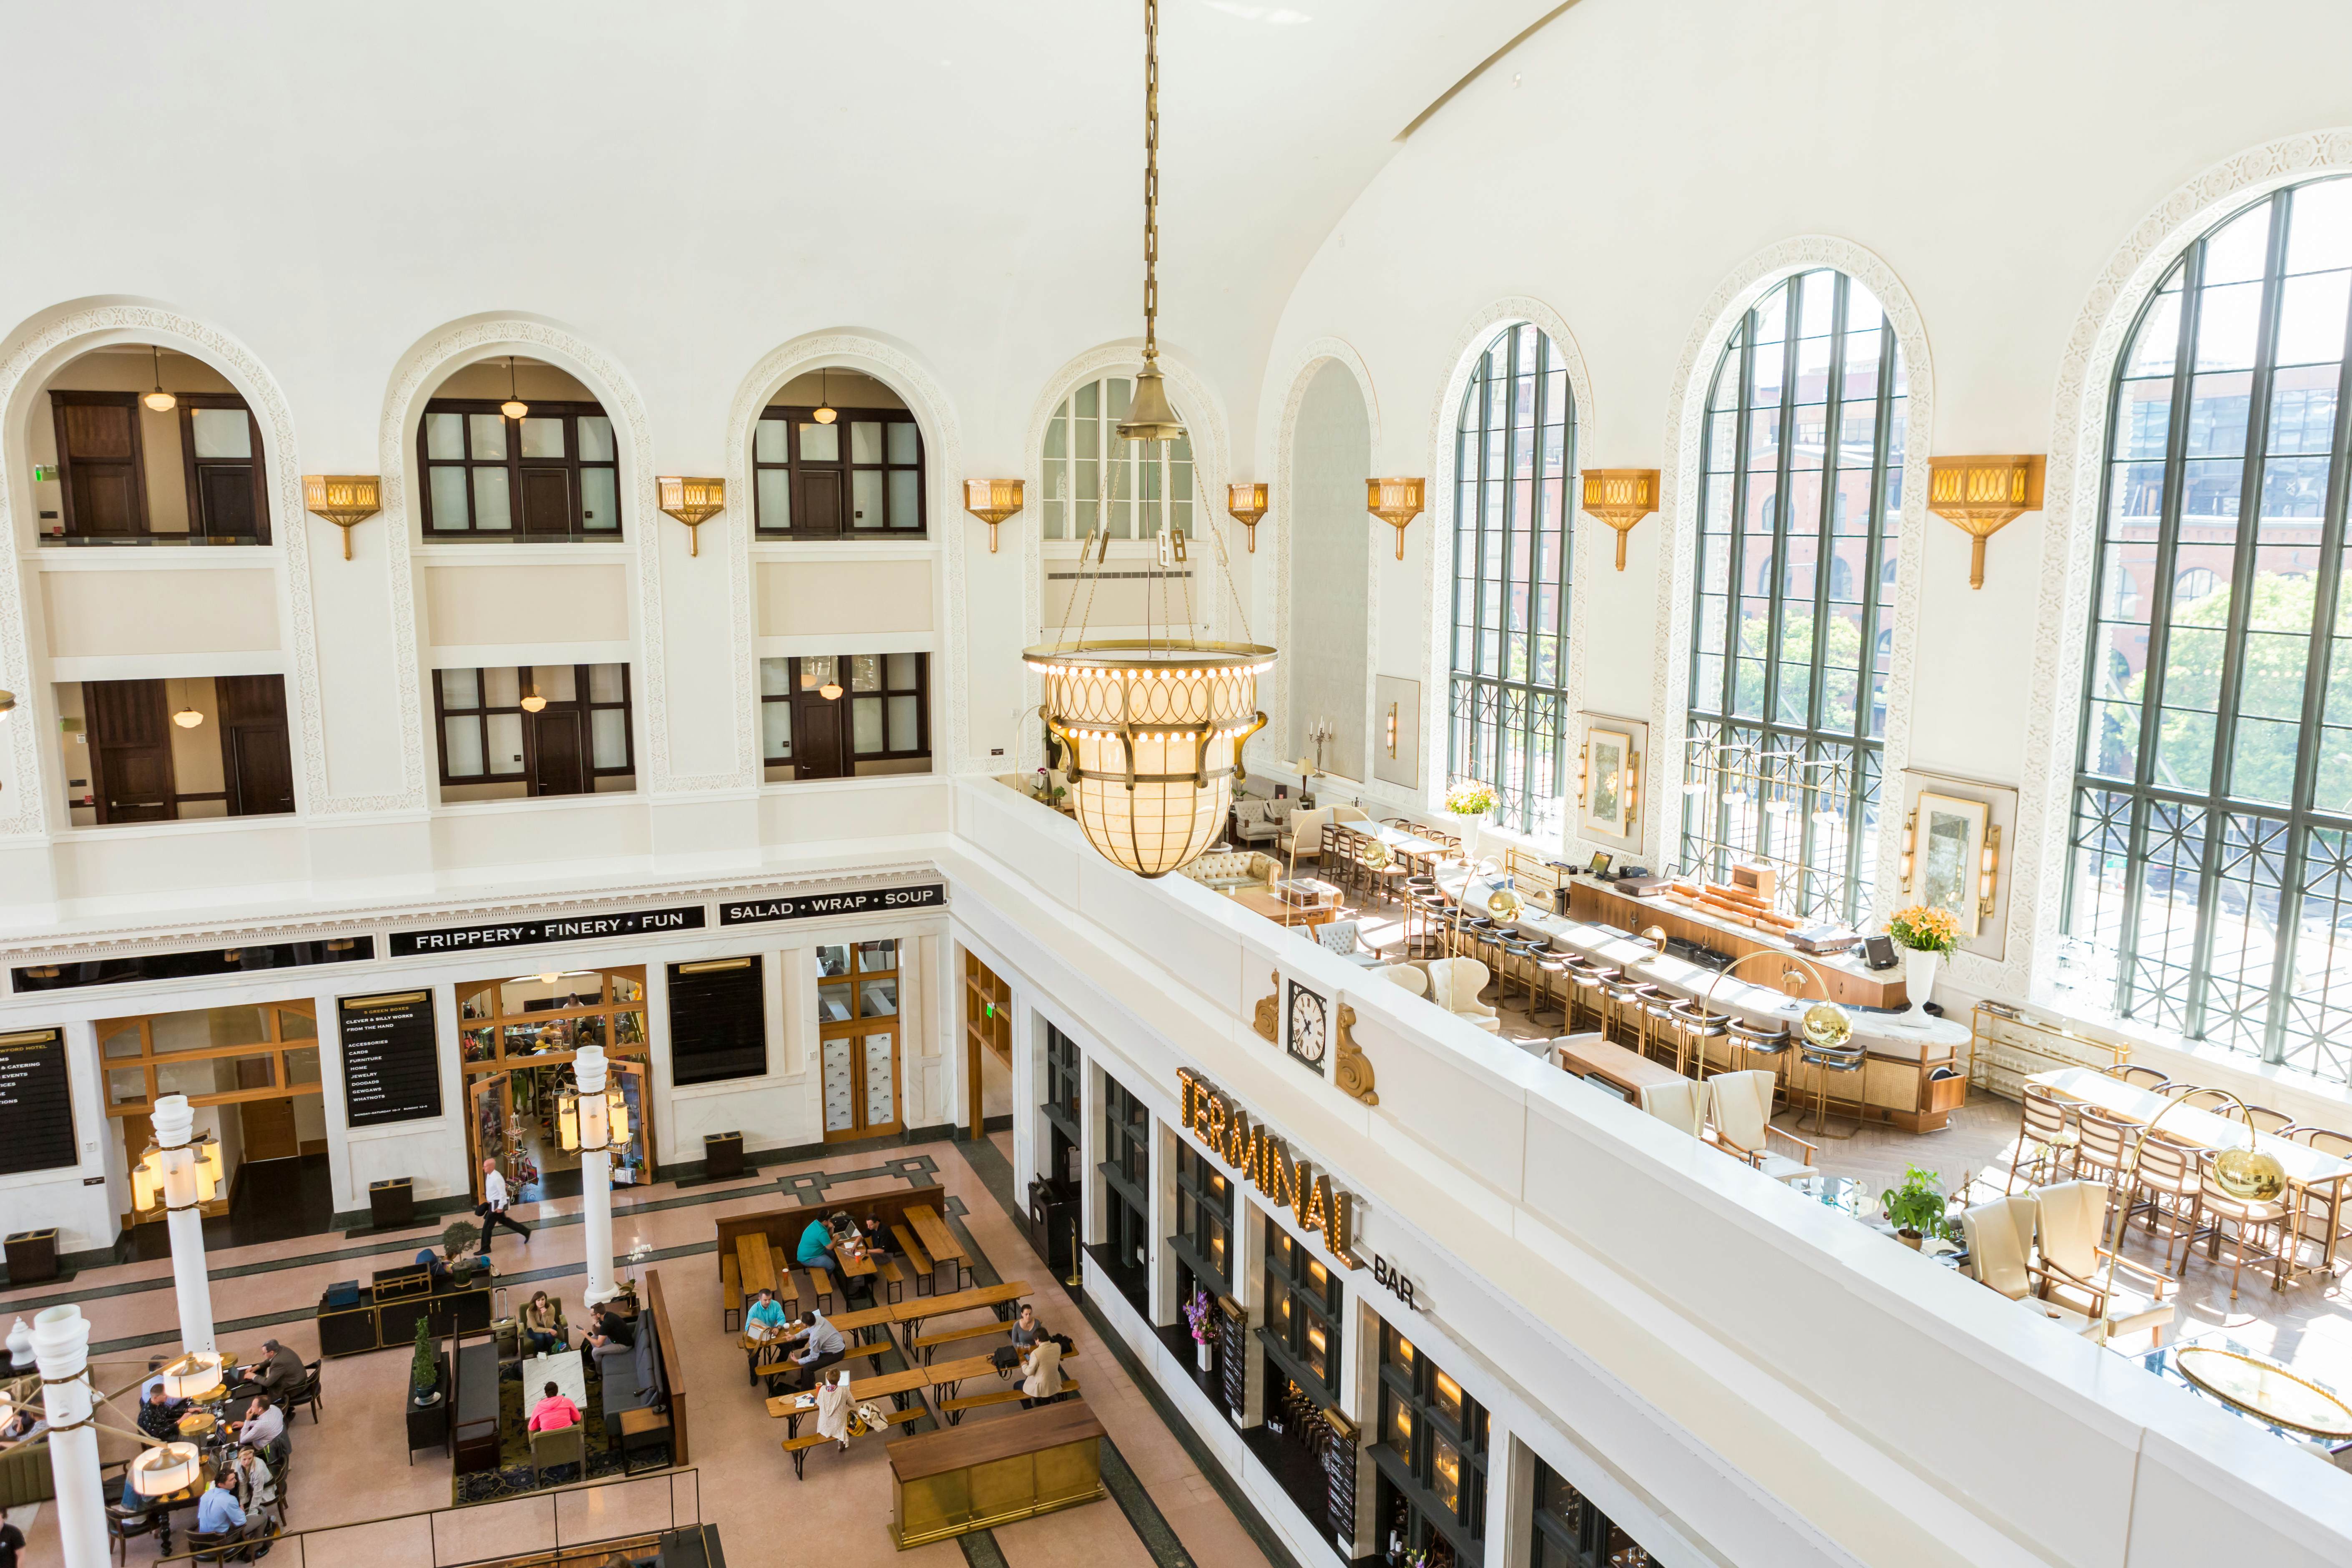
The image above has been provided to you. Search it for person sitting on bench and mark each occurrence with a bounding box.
[778,1309,846,1390]
[1020,1333,1068,1410]
[744,1287,789,1339]
[796,1216,840,1274]
[1008,1303,1045,1352]
[528,1380,581,1432]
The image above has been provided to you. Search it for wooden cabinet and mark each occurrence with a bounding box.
[888,1400,1107,1548]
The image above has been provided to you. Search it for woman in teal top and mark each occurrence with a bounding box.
[797,1219,837,1271]
[745,1287,789,1336]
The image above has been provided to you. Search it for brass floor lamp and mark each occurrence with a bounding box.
[1693,952,1854,1127]
[2094,1090,2287,1343]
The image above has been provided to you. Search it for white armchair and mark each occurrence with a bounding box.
[1705,1070,1817,1182]
[1278,804,1372,861]
[1231,798,1284,848]
[1370,964,1427,998]
[1425,958,1500,1031]
[2030,1180,2174,1348]
[1961,1194,2039,1300]
[1637,1078,1707,1138]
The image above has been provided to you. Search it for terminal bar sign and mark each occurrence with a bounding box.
[1176,1067,1363,1269]
[390,905,706,957]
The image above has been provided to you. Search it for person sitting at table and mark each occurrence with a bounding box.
[796,1215,839,1274]
[1008,1302,1045,1352]
[138,1353,178,1406]
[194,1469,268,1552]
[521,1291,565,1356]
[783,1309,846,1390]
[814,1368,854,1451]
[229,1394,284,1455]
[528,1380,580,1432]
[1020,1332,1067,1410]
[232,1339,304,1404]
[136,1382,181,1443]
[413,1246,453,1291]
[744,1287,789,1340]
[0,1402,34,1442]
[584,1301,634,1356]
[232,1441,281,1529]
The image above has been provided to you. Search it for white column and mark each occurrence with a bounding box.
[151,1095,215,1354]
[33,1305,107,1568]
[575,1046,618,1307]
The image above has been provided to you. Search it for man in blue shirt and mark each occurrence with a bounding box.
[744,1287,789,1339]
[195,1471,266,1551]
[796,1219,837,1272]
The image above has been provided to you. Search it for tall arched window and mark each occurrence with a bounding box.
[1447,324,1575,838]
[1038,374,1193,540]
[2069,177,2352,1078]
[1682,270,1907,922]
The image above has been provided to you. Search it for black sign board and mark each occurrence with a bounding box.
[389,905,705,958]
[338,990,443,1128]
[719,883,945,925]
[0,1028,76,1175]
[12,937,375,994]
[667,956,767,1086]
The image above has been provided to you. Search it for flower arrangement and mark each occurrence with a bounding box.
[1442,780,1497,818]
[1887,904,1960,956]
[1181,1289,1218,1345]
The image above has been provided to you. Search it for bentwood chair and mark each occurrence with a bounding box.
[2240,1104,2294,1136]
[2071,1107,2140,1193]
[2104,1063,2170,1092]
[2174,1087,2235,1114]
[2287,1126,2352,1156]
[2005,1085,2079,1194]
[2189,1150,2292,1300]
[2123,1131,2202,1274]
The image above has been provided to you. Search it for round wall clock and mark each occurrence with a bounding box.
[1287,980,1327,1075]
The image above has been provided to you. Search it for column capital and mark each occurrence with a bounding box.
[31,1305,91,1379]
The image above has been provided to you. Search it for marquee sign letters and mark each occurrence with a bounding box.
[1176,1067,1363,1269]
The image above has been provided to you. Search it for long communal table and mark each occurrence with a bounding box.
[765,1347,1082,1436]
[742,1282,1033,1382]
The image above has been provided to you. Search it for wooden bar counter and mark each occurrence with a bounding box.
[886,1399,1106,1549]
[1564,880,1907,1008]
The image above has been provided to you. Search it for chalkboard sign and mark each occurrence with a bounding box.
[1217,1294,1248,1422]
[667,956,767,1086]
[339,990,443,1128]
[0,1028,76,1174]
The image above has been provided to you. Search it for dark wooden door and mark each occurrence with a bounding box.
[216,675,294,817]
[53,394,148,538]
[194,465,259,537]
[794,698,845,779]
[797,470,844,538]
[530,711,587,796]
[519,469,573,537]
[237,1096,302,1164]
[85,680,175,822]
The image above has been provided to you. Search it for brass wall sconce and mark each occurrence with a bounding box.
[302,475,382,561]
[1365,477,1424,561]
[655,475,726,557]
[1385,701,1398,759]
[964,478,1024,554]
[1580,468,1659,570]
[1927,455,2044,589]
[1227,482,1268,552]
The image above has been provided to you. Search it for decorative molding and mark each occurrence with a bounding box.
[0,305,322,832]
[1651,237,1935,931]
[1333,1001,1379,1106]
[724,333,967,773]
[1017,341,1233,773]
[2009,130,2352,1005]
[1269,336,1381,791]
[1418,298,1600,847]
[1251,968,1279,1043]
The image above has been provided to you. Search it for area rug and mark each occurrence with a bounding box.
[449,1356,670,1506]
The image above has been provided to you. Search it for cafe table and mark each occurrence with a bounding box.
[2028,1067,2352,1289]
[1556,1035,1683,1100]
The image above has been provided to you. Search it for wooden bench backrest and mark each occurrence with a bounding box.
[714,1186,949,1278]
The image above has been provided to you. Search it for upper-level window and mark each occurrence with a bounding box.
[758,653,930,782]
[35,346,270,546]
[753,406,924,537]
[420,399,619,540]
[2069,177,2352,1078]
[1448,324,1576,839]
[432,663,634,799]
[1682,269,1907,923]
[1039,374,1194,540]
[55,676,295,827]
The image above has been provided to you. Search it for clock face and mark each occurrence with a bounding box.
[1287,981,1327,1075]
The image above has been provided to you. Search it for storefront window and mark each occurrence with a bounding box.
[1173,1140,1234,1294]
[1263,1226,1344,1398]
[1375,1321,1488,1566]
[1530,1457,1651,1568]
[454,965,654,1200]
[1098,1071,1153,1313]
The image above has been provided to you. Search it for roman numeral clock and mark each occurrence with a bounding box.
[1287,980,1327,1075]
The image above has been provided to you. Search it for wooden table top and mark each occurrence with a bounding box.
[2028,1068,2352,1186]
[764,1346,1078,1418]
[1226,887,1338,927]
[834,1242,877,1278]
[1557,1035,1684,1094]
[886,1399,1104,1480]
[905,1205,965,1265]
[1332,821,1447,857]
[895,1281,1027,1325]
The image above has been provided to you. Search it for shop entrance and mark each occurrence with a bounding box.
[817,939,902,1141]
[99,999,332,1246]
[458,967,653,1202]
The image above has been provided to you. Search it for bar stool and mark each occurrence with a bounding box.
[1797,1036,1867,1139]
[1501,936,1546,1008]
[1728,1019,1792,1104]
[1597,973,1643,1048]
[1637,987,1682,1070]
[1562,958,1606,1033]
[1411,892,1450,959]
[1530,950,1571,1028]
[1667,1000,1730,1081]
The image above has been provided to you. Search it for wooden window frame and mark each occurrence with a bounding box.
[753,405,925,538]
[174,392,273,543]
[432,664,635,795]
[456,965,649,1075]
[817,938,902,1141]
[418,397,623,541]
[79,676,292,825]
[99,1000,322,1118]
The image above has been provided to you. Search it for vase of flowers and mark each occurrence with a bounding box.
[1887,905,1960,1011]
[1442,780,1498,862]
[1182,1289,1217,1373]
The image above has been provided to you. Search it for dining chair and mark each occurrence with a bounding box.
[2029,1179,2175,1348]
[2102,1063,2169,1091]
[2005,1084,2078,1195]
[106,1499,161,1565]
[2123,1131,2202,1276]
[2187,1150,2291,1300]
[2154,1081,2203,1100]
[528,1421,588,1486]
[2287,1126,2352,1156]
[2071,1106,2140,1193]
[2240,1104,2294,1136]
[2174,1087,2235,1114]
[1706,1070,1816,1181]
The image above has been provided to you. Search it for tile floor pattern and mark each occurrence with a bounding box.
[0,1138,1278,1568]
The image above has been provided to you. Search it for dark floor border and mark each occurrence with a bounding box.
[657,1121,960,1188]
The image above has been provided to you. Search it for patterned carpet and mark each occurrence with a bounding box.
[450,1350,668,1506]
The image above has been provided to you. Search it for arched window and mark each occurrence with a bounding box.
[1683,269,1907,922]
[1038,374,1193,540]
[1447,324,1575,837]
[2068,177,2352,1078]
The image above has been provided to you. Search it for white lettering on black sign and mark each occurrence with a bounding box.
[720,884,945,925]
[0,1029,76,1175]
[389,905,705,957]
[339,990,443,1128]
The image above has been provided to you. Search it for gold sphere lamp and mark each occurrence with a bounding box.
[2098,1090,2286,1338]
[1927,454,2045,589]
[655,475,726,557]
[1580,469,1659,571]
[964,478,1024,555]
[1227,482,1268,552]
[302,474,382,561]
[1366,478,1425,562]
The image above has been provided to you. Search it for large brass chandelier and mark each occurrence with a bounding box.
[1025,0,1273,879]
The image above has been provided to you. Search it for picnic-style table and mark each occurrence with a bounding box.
[765,1346,1083,1435]
[904,1204,966,1291]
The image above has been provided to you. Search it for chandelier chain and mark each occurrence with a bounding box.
[1142,0,1159,364]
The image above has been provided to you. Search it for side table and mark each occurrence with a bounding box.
[616,1406,672,1475]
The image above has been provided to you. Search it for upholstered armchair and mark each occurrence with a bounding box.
[1370,964,1427,998]
[1636,1079,1706,1138]
[1705,1070,1816,1182]
[1961,1194,2039,1300]
[1425,958,1500,1031]
[528,1421,585,1485]
[2030,1180,2174,1347]
[1315,921,1381,965]
[1278,804,1371,861]
[1231,799,1284,848]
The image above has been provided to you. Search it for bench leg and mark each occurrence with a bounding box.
[792,1447,807,1480]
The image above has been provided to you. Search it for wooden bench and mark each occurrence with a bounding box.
[780,1404,927,1478]
[938,1375,1080,1426]
[754,1336,895,1383]
[720,1256,743,1333]
[890,1225,936,1298]
[875,1256,906,1306]
[797,1265,834,1315]
[907,1319,1017,1365]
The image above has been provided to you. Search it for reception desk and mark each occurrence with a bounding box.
[887,1400,1106,1549]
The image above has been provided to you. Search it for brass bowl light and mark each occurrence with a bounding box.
[656,475,726,557]
[1227,482,1268,552]
[303,474,382,560]
[2099,1088,2288,1334]
[1366,477,1425,561]
[963,478,1024,554]
[1927,455,2044,589]
[1581,468,1659,571]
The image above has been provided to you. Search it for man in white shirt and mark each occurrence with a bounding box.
[230,1395,284,1454]
[474,1158,532,1251]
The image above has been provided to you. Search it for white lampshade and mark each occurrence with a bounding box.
[130,1441,201,1498]
[159,1350,224,1402]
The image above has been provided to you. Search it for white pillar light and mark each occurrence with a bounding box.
[148,1095,217,1354]
[573,1046,619,1307]
[33,1305,108,1568]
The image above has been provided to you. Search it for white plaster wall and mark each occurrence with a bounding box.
[1287,360,1372,779]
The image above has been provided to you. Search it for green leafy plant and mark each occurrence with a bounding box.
[1879,1164,1955,1241]
[409,1314,437,1396]
[441,1218,481,1276]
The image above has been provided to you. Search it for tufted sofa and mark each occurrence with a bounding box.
[1181,851,1282,890]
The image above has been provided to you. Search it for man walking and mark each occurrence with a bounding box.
[475,1157,531,1252]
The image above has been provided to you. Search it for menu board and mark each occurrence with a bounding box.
[338,990,443,1128]
[667,956,767,1086]
[0,1028,75,1174]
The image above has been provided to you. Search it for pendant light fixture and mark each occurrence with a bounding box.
[520,683,547,714]
[812,366,838,426]
[1021,0,1274,880]
[820,676,844,701]
[142,345,176,413]
[169,678,203,730]
[501,357,529,422]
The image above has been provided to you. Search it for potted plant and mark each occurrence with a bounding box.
[409,1316,442,1406]
[1181,1289,1217,1374]
[1887,904,1960,1011]
[1032,767,1068,812]
[1879,1164,1954,1249]
[442,1219,482,1282]
[1442,779,1498,861]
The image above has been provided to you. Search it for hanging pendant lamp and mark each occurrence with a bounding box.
[501,357,529,421]
[169,678,203,730]
[1022,0,1273,879]
[143,345,176,413]
[813,367,838,425]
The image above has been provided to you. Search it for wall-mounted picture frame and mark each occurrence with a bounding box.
[1915,790,1990,940]
[1575,711,1648,854]
[1897,769,2019,963]
[1587,726,1633,839]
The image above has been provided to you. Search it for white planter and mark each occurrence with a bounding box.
[1450,811,1491,863]
[1904,948,1940,1010]
[1195,1337,1214,1373]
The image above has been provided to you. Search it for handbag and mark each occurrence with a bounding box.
[990,1345,1022,1375]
